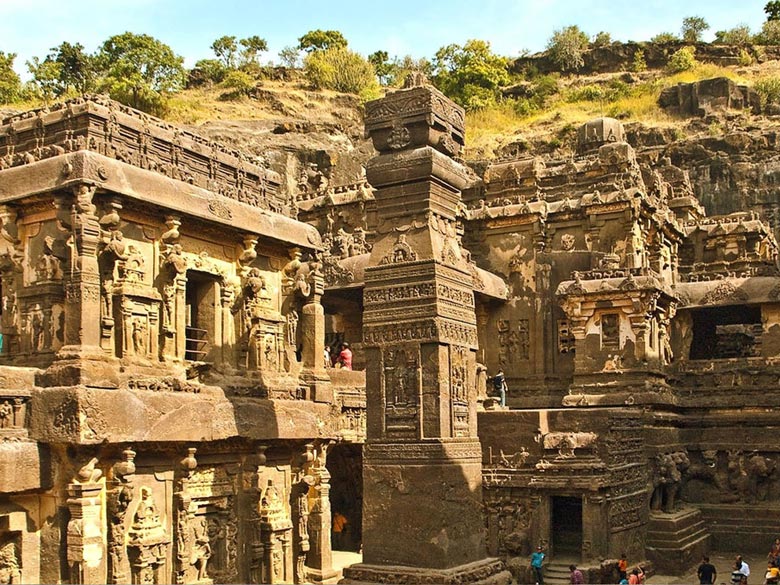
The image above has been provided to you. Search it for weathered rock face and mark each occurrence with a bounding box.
[658,77,761,117]
[512,42,780,76]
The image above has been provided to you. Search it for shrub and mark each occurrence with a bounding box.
[651,32,679,44]
[632,49,647,72]
[221,70,255,98]
[546,25,590,72]
[566,80,630,103]
[754,77,780,107]
[738,49,754,66]
[667,46,697,73]
[303,47,379,98]
[194,58,227,84]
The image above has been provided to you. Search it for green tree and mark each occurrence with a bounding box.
[632,49,647,72]
[592,31,613,48]
[303,47,378,99]
[26,56,62,104]
[368,50,397,85]
[51,41,95,94]
[298,29,348,53]
[766,1,780,21]
[432,39,510,110]
[96,32,186,114]
[211,35,238,68]
[681,16,709,43]
[546,25,590,72]
[0,52,22,104]
[278,46,301,68]
[757,19,780,44]
[239,36,268,66]
[651,32,680,43]
[713,24,752,46]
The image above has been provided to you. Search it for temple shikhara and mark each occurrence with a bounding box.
[0,77,779,584]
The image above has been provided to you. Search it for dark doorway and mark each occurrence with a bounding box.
[327,443,362,551]
[690,305,762,360]
[185,271,219,362]
[552,496,582,555]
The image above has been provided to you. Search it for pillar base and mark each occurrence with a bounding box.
[341,558,510,585]
[37,346,119,388]
[301,370,333,403]
[308,566,339,583]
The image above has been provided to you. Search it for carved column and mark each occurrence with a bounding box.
[160,217,187,362]
[43,184,119,386]
[249,446,268,585]
[292,443,315,584]
[259,478,294,584]
[66,459,106,584]
[108,448,136,584]
[306,440,337,583]
[299,268,331,402]
[343,79,509,584]
[0,205,21,358]
[174,447,199,585]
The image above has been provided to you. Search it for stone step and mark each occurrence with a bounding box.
[647,520,708,548]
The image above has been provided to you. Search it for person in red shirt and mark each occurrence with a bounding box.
[336,342,353,370]
[569,565,584,585]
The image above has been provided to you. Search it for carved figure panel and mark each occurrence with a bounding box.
[382,345,420,439]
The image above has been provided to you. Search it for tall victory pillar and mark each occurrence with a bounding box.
[342,78,510,585]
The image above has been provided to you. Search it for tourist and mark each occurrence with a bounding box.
[628,567,645,584]
[765,562,780,585]
[324,345,331,368]
[332,510,348,550]
[618,552,628,582]
[530,545,545,585]
[733,558,751,585]
[738,555,751,584]
[492,368,507,407]
[569,564,584,585]
[769,538,780,567]
[336,342,352,370]
[698,555,717,584]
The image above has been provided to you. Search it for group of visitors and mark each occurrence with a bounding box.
[324,342,352,370]
[696,541,780,585]
[530,547,644,585]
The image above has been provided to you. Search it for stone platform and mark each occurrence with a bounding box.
[645,507,710,573]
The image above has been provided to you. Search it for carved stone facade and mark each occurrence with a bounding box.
[4,77,780,583]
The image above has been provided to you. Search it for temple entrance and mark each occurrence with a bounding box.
[185,271,219,362]
[551,496,582,556]
[327,442,362,552]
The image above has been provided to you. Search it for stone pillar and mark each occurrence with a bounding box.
[300,271,332,402]
[292,443,315,584]
[107,448,136,584]
[0,205,21,358]
[306,440,337,583]
[43,184,119,387]
[259,478,294,584]
[343,78,509,585]
[66,460,106,584]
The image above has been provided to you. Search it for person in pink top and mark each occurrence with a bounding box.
[569,565,584,584]
[336,342,353,370]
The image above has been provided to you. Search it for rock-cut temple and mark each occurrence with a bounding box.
[0,78,778,584]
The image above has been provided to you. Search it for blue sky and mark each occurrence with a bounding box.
[0,0,770,75]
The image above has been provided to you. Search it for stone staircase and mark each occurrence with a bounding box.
[542,561,575,585]
[646,507,711,573]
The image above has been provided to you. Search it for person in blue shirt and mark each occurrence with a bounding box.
[492,369,507,407]
[530,545,546,585]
